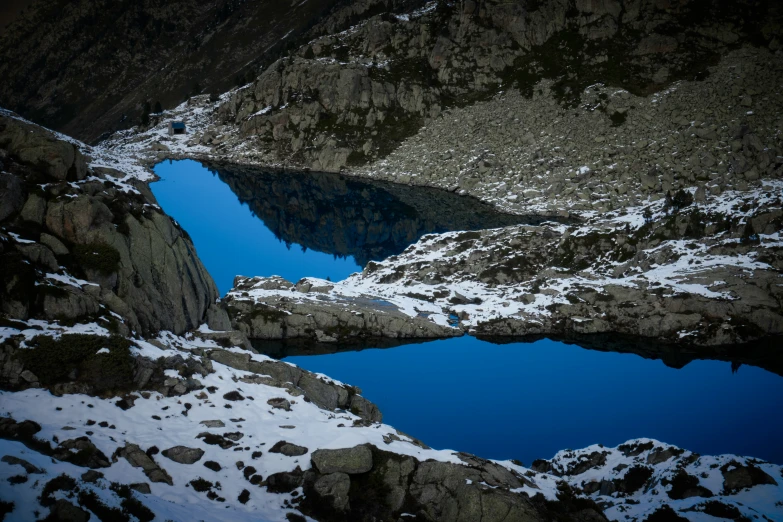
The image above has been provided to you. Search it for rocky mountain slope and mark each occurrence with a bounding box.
[2,108,780,522]
[0,0,358,142]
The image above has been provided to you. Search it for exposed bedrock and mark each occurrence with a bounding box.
[0,114,218,336]
[225,275,460,344]
[295,444,609,522]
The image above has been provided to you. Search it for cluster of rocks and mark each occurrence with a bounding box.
[358,46,783,216]
[207,344,382,422]
[219,183,782,357]
[286,444,609,522]
[532,438,782,521]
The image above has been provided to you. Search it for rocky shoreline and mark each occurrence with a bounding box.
[2,0,783,519]
[2,97,782,521]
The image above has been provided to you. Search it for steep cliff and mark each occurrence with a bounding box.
[0,112,218,336]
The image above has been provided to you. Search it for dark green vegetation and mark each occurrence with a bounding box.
[72,242,122,274]
[18,334,134,393]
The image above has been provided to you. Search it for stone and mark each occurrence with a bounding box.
[80,470,104,483]
[118,443,173,485]
[53,437,111,468]
[16,243,58,272]
[19,193,46,224]
[1,455,43,474]
[206,304,232,331]
[0,172,25,221]
[49,500,90,522]
[40,233,69,255]
[161,445,205,464]
[130,482,152,494]
[266,467,305,493]
[199,420,226,428]
[721,462,778,493]
[223,391,245,401]
[311,445,373,474]
[647,447,681,465]
[313,472,351,511]
[267,397,291,411]
[270,440,309,457]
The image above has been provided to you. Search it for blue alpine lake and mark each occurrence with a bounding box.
[152,159,783,465]
[152,160,361,294]
[285,336,783,465]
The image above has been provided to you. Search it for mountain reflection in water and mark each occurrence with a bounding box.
[204,160,559,267]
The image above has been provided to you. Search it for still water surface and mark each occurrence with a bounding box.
[285,336,783,465]
[151,159,783,464]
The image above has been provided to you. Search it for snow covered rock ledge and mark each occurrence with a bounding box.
[1,328,607,522]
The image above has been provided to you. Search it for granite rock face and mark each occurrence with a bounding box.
[207,347,382,422]
[300,444,608,522]
[533,439,783,522]
[0,113,218,336]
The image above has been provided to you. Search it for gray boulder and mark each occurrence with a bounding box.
[53,437,110,468]
[314,472,351,511]
[0,115,86,181]
[161,445,205,464]
[49,500,90,522]
[40,233,69,255]
[270,440,308,457]
[118,443,173,485]
[311,446,373,474]
[267,397,291,411]
[1,455,43,474]
[19,193,46,224]
[130,482,152,494]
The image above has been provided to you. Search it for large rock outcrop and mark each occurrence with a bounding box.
[0,113,218,335]
[225,275,460,344]
[298,444,608,522]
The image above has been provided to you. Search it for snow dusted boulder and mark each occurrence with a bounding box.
[226,275,460,343]
[116,443,173,485]
[53,437,111,469]
[720,461,778,493]
[534,438,783,521]
[311,446,374,475]
[269,440,308,457]
[161,445,205,465]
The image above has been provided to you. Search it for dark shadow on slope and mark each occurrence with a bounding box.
[477,333,783,378]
